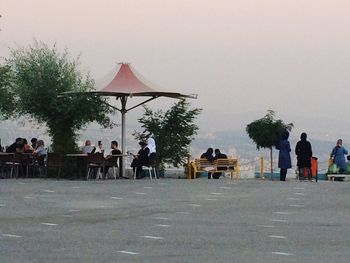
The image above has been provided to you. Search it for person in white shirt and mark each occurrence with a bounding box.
[81,140,95,154]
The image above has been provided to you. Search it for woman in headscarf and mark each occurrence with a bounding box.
[330,139,348,173]
[295,133,313,180]
[276,130,292,181]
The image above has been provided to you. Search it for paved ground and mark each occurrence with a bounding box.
[0,178,349,263]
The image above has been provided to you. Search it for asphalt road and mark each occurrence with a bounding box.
[0,178,349,263]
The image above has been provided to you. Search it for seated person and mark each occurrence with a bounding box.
[105,141,127,178]
[6,138,23,153]
[81,140,95,154]
[201,148,214,179]
[33,140,47,157]
[23,138,34,153]
[131,141,150,179]
[212,148,228,179]
[31,138,38,150]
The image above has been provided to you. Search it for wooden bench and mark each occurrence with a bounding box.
[192,158,239,179]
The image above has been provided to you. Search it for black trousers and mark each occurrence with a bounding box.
[280,168,287,181]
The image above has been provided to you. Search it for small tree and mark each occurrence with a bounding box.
[246,110,293,178]
[1,41,112,153]
[134,99,201,171]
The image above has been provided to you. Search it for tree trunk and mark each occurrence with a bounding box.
[270,146,273,180]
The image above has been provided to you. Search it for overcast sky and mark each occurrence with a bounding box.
[1,0,350,140]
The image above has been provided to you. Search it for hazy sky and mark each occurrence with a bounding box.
[1,0,350,139]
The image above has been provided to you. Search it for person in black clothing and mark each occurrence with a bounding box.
[105,140,126,178]
[295,133,313,181]
[201,148,214,179]
[212,149,228,179]
[6,138,23,153]
[131,141,150,179]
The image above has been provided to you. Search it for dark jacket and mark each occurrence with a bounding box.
[295,140,312,168]
[201,152,214,162]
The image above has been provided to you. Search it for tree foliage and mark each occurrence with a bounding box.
[135,99,201,170]
[0,65,15,118]
[1,41,113,153]
[246,110,293,177]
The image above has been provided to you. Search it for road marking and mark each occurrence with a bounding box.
[158,182,167,185]
[256,225,275,228]
[154,224,170,227]
[24,196,34,199]
[2,234,22,238]
[289,204,305,208]
[117,250,139,255]
[210,192,223,195]
[269,235,287,239]
[293,193,305,196]
[270,219,288,222]
[143,186,152,189]
[41,223,58,226]
[288,197,300,201]
[176,211,190,215]
[110,197,123,200]
[272,252,293,256]
[72,186,81,189]
[274,212,289,215]
[17,182,26,185]
[61,215,73,218]
[294,187,305,190]
[155,217,169,220]
[220,187,232,190]
[43,190,55,193]
[188,204,201,207]
[141,235,164,240]
[69,209,80,212]
[205,198,218,201]
[134,192,146,195]
[0,204,5,207]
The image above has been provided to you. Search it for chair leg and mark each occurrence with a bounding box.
[113,166,117,180]
[86,168,90,180]
[153,168,157,179]
[148,167,152,179]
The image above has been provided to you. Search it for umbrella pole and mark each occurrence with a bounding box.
[121,97,127,178]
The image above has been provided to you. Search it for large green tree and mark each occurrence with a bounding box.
[0,65,15,118]
[135,99,201,171]
[246,110,293,178]
[1,41,112,153]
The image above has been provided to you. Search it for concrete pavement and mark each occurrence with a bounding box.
[0,178,349,262]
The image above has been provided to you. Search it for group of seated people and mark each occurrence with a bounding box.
[80,138,157,179]
[5,137,47,157]
[201,147,228,179]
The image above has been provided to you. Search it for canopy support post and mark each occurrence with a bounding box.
[120,96,127,178]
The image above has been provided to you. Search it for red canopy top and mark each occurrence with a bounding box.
[101,63,156,94]
[97,63,196,99]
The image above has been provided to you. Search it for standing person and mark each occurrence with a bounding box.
[295,133,313,181]
[276,131,292,181]
[201,148,214,179]
[330,139,348,174]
